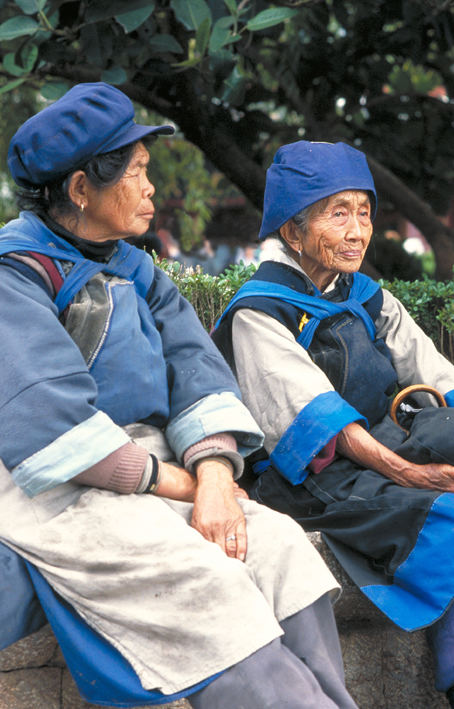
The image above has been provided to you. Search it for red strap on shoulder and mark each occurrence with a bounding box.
[27,251,64,294]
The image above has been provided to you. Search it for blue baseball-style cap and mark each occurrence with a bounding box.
[8,82,175,188]
[258,140,377,240]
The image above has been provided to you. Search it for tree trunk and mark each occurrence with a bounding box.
[367,156,454,280]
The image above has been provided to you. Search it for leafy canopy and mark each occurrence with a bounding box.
[0,1,454,274]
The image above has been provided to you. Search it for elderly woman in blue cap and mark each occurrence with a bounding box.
[0,85,358,709]
[214,139,454,704]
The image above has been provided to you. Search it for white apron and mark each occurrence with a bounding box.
[0,425,339,694]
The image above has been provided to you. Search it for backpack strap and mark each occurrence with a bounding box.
[27,251,64,295]
[4,251,63,296]
[5,251,68,322]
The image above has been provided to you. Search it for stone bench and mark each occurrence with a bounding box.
[0,533,448,709]
[313,532,449,708]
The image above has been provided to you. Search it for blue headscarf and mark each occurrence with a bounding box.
[8,82,174,188]
[258,140,377,240]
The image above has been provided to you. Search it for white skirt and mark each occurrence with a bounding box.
[0,430,339,694]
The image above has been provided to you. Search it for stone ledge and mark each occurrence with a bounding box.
[305,532,386,622]
[308,531,449,708]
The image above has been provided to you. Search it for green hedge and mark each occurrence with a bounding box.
[380,277,454,363]
[159,259,257,332]
[159,258,454,363]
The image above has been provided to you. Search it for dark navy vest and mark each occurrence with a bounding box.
[214,261,398,428]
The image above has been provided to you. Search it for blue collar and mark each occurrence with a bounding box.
[216,271,380,348]
[0,212,154,312]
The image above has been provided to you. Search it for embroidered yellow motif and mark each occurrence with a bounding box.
[298,312,310,331]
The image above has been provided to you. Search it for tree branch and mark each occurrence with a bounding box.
[18,62,454,277]
[367,154,454,279]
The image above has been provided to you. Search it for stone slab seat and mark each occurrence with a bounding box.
[0,533,449,709]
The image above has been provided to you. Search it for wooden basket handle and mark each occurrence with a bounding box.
[390,384,447,433]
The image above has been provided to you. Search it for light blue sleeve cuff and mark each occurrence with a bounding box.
[165,391,264,462]
[12,411,130,497]
[444,389,454,407]
[270,391,366,486]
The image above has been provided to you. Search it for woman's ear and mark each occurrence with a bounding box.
[280,220,302,255]
[67,170,89,210]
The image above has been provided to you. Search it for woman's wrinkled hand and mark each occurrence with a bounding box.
[233,482,249,500]
[337,422,454,493]
[399,462,454,493]
[191,459,247,561]
[155,461,197,502]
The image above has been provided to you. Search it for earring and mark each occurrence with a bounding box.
[298,248,302,259]
[80,203,85,213]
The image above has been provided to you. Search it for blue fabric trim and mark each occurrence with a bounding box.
[0,542,46,650]
[26,563,220,706]
[362,494,454,631]
[54,260,107,311]
[12,412,129,497]
[270,391,366,485]
[0,213,155,313]
[215,273,379,349]
[444,389,454,408]
[165,392,264,463]
[252,459,271,475]
[54,241,154,312]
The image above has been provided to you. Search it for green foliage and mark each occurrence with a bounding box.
[0,0,298,82]
[0,0,454,272]
[245,7,298,31]
[0,15,39,41]
[386,60,442,95]
[146,127,238,249]
[0,84,40,221]
[381,276,454,362]
[158,258,256,331]
[115,5,155,34]
[420,250,436,277]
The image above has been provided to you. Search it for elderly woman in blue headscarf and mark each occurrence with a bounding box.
[214,140,454,705]
[0,87,358,709]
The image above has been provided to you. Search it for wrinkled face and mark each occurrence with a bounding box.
[83,142,156,241]
[299,190,373,289]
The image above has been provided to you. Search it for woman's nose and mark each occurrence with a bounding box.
[143,177,155,198]
[346,213,365,238]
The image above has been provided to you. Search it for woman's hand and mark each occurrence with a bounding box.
[233,482,249,500]
[191,459,247,561]
[154,461,197,502]
[397,462,454,492]
[152,462,249,503]
[337,422,454,492]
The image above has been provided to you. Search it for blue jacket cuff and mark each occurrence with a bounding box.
[165,392,264,462]
[270,391,366,485]
[12,412,130,497]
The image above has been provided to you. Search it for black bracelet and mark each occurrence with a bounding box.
[143,454,160,494]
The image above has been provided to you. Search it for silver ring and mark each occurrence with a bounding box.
[225,534,236,542]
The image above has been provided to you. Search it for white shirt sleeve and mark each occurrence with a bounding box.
[232,308,335,453]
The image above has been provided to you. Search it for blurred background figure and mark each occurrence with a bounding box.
[156,226,181,260]
[234,242,261,267]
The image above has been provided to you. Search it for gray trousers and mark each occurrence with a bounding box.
[189,592,357,709]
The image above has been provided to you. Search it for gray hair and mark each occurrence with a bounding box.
[291,197,330,235]
[291,205,312,234]
[270,197,330,243]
